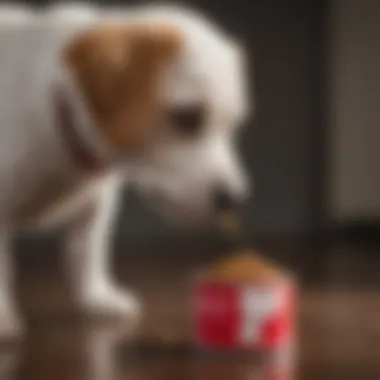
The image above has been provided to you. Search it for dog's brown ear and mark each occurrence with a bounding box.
[63,22,181,150]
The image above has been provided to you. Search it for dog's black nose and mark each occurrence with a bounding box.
[213,188,242,212]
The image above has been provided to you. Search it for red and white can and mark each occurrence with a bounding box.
[193,273,297,351]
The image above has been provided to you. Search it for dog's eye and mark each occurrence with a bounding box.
[167,104,205,136]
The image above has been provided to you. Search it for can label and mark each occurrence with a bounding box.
[194,279,295,349]
[239,287,279,345]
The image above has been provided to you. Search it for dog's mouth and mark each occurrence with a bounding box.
[140,187,213,226]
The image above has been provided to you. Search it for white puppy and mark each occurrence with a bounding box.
[0,3,250,337]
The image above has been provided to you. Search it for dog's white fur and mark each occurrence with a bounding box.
[0,3,249,337]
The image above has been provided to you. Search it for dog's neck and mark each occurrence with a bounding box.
[52,67,114,172]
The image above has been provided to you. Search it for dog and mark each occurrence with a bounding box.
[0,3,250,338]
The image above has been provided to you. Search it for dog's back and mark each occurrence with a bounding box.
[0,4,100,222]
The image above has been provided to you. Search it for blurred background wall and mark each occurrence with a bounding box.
[328,0,380,224]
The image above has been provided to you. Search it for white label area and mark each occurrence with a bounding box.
[239,286,279,345]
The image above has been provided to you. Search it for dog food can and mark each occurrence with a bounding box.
[193,253,297,351]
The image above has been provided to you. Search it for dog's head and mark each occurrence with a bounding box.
[63,6,251,224]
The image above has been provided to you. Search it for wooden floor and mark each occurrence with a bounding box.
[3,238,380,379]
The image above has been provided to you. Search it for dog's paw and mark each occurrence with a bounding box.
[79,285,142,321]
[0,311,24,342]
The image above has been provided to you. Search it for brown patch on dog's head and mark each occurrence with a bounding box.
[62,22,182,151]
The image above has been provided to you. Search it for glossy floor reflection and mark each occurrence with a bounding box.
[5,239,380,379]
[0,322,296,380]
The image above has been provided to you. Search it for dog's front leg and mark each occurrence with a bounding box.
[0,230,23,339]
[64,175,140,319]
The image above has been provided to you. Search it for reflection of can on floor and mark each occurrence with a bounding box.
[193,252,297,352]
[193,345,296,380]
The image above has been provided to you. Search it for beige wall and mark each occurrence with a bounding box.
[329,0,380,221]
